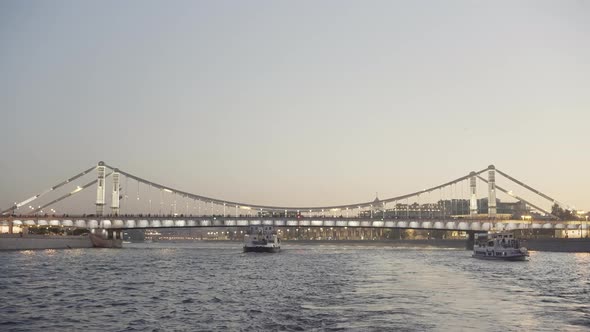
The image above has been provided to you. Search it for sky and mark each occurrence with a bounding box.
[0,0,589,213]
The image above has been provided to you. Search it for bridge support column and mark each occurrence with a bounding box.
[96,162,106,216]
[111,170,120,216]
[487,165,497,219]
[469,171,478,216]
[466,231,475,250]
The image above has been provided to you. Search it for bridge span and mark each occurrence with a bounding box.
[2,162,586,240]
[3,216,585,232]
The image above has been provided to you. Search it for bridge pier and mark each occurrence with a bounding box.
[466,231,476,250]
[89,228,123,248]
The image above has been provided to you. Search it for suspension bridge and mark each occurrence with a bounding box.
[0,162,586,240]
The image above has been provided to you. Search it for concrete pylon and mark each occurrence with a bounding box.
[469,171,478,216]
[96,161,106,216]
[111,170,120,216]
[488,165,497,218]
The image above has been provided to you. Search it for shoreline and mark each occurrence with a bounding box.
[0,234,93,250]
[151,238,590,253]
[2,236,589,253]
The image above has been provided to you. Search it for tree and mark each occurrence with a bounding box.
[551,203,575,220]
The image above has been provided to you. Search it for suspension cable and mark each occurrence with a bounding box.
[476,175,557,219]
[1,166,96,215]
[103,162,488,212]
[29,172,112,215]
[495,168,560,205]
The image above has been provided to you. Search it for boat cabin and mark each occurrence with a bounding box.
[247,226,278,244]
[473,232,524,258]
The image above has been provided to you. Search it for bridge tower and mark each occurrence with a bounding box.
[111,169,120,216]
[488,165,497,218]
[96,161,106,216]
[469,171,477,216]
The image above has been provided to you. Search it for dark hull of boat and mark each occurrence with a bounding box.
[243,246,280,253]
[89,234,123,248]
[472,254,528,261]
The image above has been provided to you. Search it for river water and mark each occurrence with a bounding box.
[1,242,589,331]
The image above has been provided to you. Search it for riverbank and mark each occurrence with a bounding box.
[287,238,590,252]
[4,236,589,252]
[187,238,590,252]
[0,234,93,250]
[523,238,590,253]
[284,239,467,249]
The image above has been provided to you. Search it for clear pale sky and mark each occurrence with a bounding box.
[1,1,589,212]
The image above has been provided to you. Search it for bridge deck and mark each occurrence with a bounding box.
[1,216,586,231]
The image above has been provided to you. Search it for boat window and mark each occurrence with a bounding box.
[488,241,494,247]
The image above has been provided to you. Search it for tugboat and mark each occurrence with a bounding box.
[243,225,280,253]
[472,232,528,261]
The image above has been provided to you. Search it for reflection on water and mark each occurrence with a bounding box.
[0,243,588,331]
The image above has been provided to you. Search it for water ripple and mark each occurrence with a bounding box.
[0,243,589,331]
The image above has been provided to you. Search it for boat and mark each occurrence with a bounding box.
[243,225,280,253]
[144,230,161,243]
[472,232,528,261]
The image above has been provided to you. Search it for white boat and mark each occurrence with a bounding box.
[144,230,160,243]
[243,225,280,253]
[472,232,528,261]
